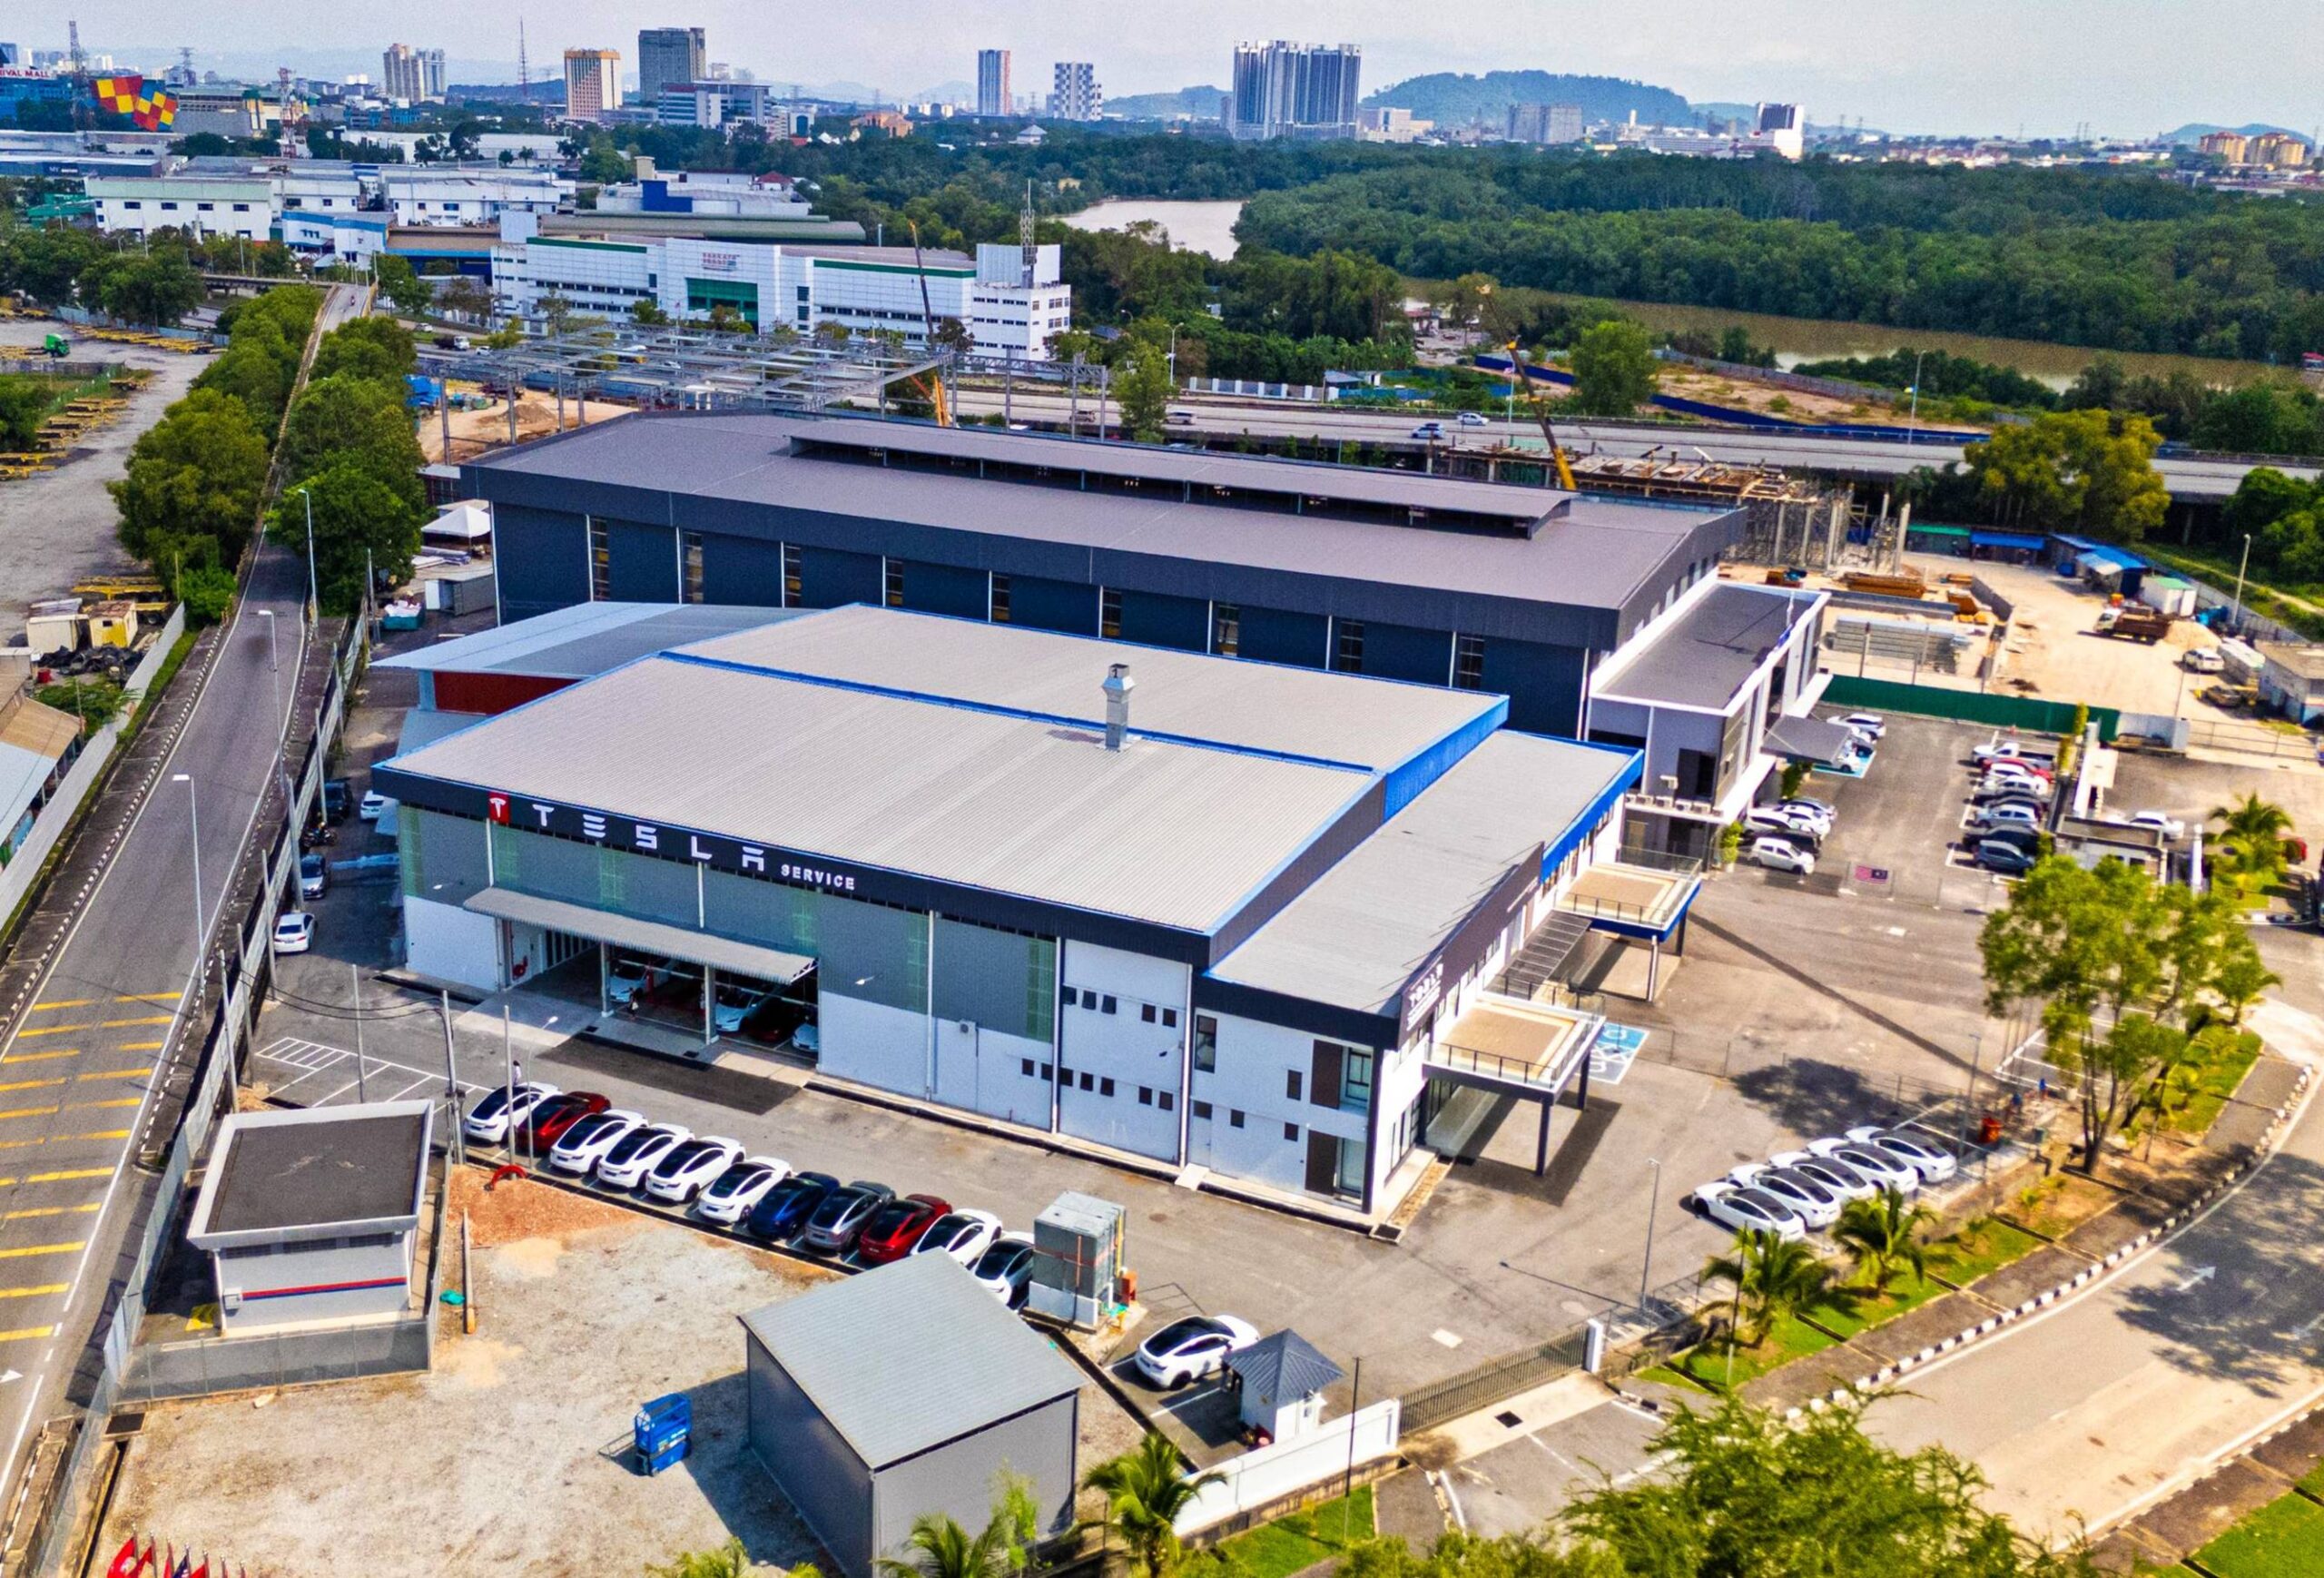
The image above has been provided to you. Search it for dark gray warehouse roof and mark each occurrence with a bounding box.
[187,1101,432,1246]
[1590,581,1825,712]
[378,602,802,678]
[469,413,1732,617]
[741,1251,1082,1469]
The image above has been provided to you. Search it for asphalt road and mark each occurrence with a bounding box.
[948,389,2309,501]
[0,285,360,1507]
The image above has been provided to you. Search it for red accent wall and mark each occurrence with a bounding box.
[430,671,574,715]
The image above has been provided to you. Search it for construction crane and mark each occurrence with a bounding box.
[1502,339,1578,491]
[904,219,955,427]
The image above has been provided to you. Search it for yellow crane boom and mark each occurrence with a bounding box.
[1502,340,1578,491]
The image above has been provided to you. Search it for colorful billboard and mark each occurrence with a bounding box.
[90,74,179,132]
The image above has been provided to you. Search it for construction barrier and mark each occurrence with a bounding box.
[1819,674,2122,742]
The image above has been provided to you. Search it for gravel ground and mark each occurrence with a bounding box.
[0,321,204,646]
[100,1171,1147,1575]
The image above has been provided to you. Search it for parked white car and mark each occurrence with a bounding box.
[1728,1163,1842,1229]
[911,1208,1003,1267]
[1689,1179,1807,1242]
[1134,1314,1260,1388]
[1748,836,1816,876]
[1774,801,1835,836]
[271,912,315,954]
[2122,810,2187,840]
[1805,1137,1922,1194]
[463,1081,562,1145]
[971,1231,1038,1308]
[1745,805,1824,842]
[2181,648,2225,674]
[1837,712,1886,742]
[693,1156,791,1224]
[1979,771,2051,801]
[1845,1126,1960,1184]
[645,1136,746,1203]
[595,1123,694,1189]
[1969,802,2043,831]
[1972,736,2049,765]
[547,1109,645,1175]
[1770,1149,1881,1203]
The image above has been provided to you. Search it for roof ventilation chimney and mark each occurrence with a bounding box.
[1101,663,1134,751]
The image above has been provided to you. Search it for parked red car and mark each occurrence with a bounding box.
[852,1193,951,1265]
[525,1091,611,1149]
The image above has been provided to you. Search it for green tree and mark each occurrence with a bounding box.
[2209,948,2280,1026]
[1702,1228,1835,1348]
[1434,271,1502,347]
[1083,1433,1226,1578]
[36,676,124,730]
[108,388,271,578]
[644,1537,798,1578]
[2209,791,2294,888]
[439,276,493,323]
[631,298,673,327]
[176,563,237,626]
[1566,320,1659,417]
[485,317,526,350]
[1115,338,1176,443]
[0,376,50,450]
[278,374,427,514]
[372,252,435,317]
[1834,1188,1937,1296]
[310,316,418,386]
[1564,1396,2097,1577]
[279,456,427,615]
[1963,409,2167,542]
[77,249,203,325]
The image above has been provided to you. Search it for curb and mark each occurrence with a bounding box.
[1781,1065,2312,1420]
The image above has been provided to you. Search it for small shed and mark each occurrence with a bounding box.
[423,499,493,549]
[183,1100,433,1334]
[2139,575,2200,618]
[2257,642,2324,724]
[86,600,139,649]
[742,1252,1083,1578]
[1229,1330,1344,1445]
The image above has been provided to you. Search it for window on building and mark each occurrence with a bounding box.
[1100,587,1122,639]
[1021,1058,1036,1077]
[1061,986,1078,1007]
[587,518,610,602]
[1212,603,1241,656]
[1101,995,1118,1014]
[883,557,904,607]
[1229,1109,1245,1129]
[1137,1087,1152,1106]
[1158,1090,1175,1111]
[1040,1063,1053,1080]
[990,573,1012,624]
[1192,1100,1213,1120]
[1140,1003,1156,1023]
[681,531,704,604]
[1452,634,1486,690]
[781,542,802,607]
[197,202,214,212]
[1078,1071,1094,1091]
[1194,1015,1216,1072]
[1284,1121,1300,1142]
[1285,1070,1303,1101]
[1342,1049,1374,1114]
[1099,1077,1116,1097]
[1163,1008,1178,1028]
[1333,620,1365,674]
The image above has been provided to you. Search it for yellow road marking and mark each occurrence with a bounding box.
[97,1017,171,1029]
[71,1099,142,1111]
[0,1050,79,1065]
[0,1131,129,1151]
[25,1169,110,1184]
[114,993,178,1003]
[0,1108,62,1122]
[0,1285,65,1299]
[0,1207,95,1221]
[26,1001,92,1012]
[10,1026,84,1040]
[118,1042,162,1052]
[0,1080,61,1096]
[74,1069,151,1083]
[0,1243,84,1259]
[0,1326,57,1342]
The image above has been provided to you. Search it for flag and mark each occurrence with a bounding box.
[103,1537,138,1578]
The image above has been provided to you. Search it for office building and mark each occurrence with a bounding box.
[1355,106,1428,143]
[637,27,707,105]
[1228,41,1361,141]
[1049,62,1100,122]
[380,44,447,103]
[563,48,622,123]
[83,173,274,240]
[1754,103,1805,160]
[976,49,1010,117]
[1508,103,1583,144]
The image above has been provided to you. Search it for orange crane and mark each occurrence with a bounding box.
[905,220,954,427]
[1502,339,1578,490]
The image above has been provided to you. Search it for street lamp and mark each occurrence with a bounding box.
[1905,350,1927,445]
[171,773,202,961]
[293,486,319,617]
[1639,1157,1663,1314]
[2231,532,2253,634]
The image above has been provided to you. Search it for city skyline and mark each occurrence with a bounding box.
[11,0,2323,137]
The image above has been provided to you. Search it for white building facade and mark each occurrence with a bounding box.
[84,174,274,239]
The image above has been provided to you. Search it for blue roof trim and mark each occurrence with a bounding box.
[1541,742,1643,880]
[1971,530,2045,549]
[657,648,1379,777]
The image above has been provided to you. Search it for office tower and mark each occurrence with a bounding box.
[637,27,706,105]
[1228,41,1361,140]
[977,49,1011,117]
[564,48,622,123]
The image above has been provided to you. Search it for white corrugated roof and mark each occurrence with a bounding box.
[383,654,1374,932]
[376,602,800,677]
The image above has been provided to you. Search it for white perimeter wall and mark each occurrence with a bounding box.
[403,894,500,993]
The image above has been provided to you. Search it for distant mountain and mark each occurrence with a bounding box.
[1363,71,1690,129]
[2162,121,2309,145]
[1108,84,1227,121]
[914,80,976,106]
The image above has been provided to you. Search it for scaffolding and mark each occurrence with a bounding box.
[414,326,949,416]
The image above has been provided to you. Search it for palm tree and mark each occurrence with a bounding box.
[1081,1432,1226,1578]
[2210,793,2295,886]
[1834,1188,1937,1297]
[1702,1229,1834,1348]
[875,1514,1015,1578]
[645,1538,783,1578]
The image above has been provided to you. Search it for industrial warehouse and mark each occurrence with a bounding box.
[373,604,1692,1214]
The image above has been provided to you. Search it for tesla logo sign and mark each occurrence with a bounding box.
[487,794,509,825]
[1402,960,1445,1032]
[474,789,864,895]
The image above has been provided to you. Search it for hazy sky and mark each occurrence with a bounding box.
[30,1,2324,137]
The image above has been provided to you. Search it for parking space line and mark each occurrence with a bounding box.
[385,1077,434,1101]
[118,1041,162,1052]
[74,1069,153,1083]
[0,1286,66,1300]
[307,1078,362,1107]
[9,1026,84,1040]
[0,1109,62,1123]
[0,1051,79,1066]
[0,1130,130,1150]
[0,1243,84,1260]
[0,1081,63,1098]
[25,1001,92,1012]
[0,1327,57,1343]
[0,1206,94,1223]
[97,1017,172,1029]
[25,1169,111,1184]
[113,993,178,1004]
[68,1099,143,1111]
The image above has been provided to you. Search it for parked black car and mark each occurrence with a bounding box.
[745,1171,842,1243]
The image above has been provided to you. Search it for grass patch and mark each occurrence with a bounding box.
[1667,1311,1841,1393]
[2191,1490,2324,1578]
[1216,1485,1374,1578]
[1927,1217,2042,1286]
[1630,1362,1713,1395]
[2171,1030,2264,1135]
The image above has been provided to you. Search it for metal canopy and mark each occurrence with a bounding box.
[464,887,814,984]
[416,326,947,414]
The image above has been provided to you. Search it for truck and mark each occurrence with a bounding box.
[2099,607,2171,644]
[42,333,68,359]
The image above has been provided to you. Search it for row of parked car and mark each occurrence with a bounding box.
[1687,1123,1959,1243]
[460,1080,1268,1389]
[1739,713,1885,877]
[1957,737,2058,876]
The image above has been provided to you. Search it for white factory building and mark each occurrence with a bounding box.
[84,174,274,240]
[490,231,1072,359]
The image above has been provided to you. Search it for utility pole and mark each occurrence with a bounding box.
[351,962,369,1103]
[1639,1158,1663,1313]
[441,991,465,1165]
[2231,533,2252,633]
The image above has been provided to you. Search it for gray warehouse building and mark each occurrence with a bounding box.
[183,1101,434,1334]
[743,1252,1083,1578]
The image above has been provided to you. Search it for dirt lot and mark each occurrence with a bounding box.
[424,386,626,464]
[100,1171,1145,1577]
